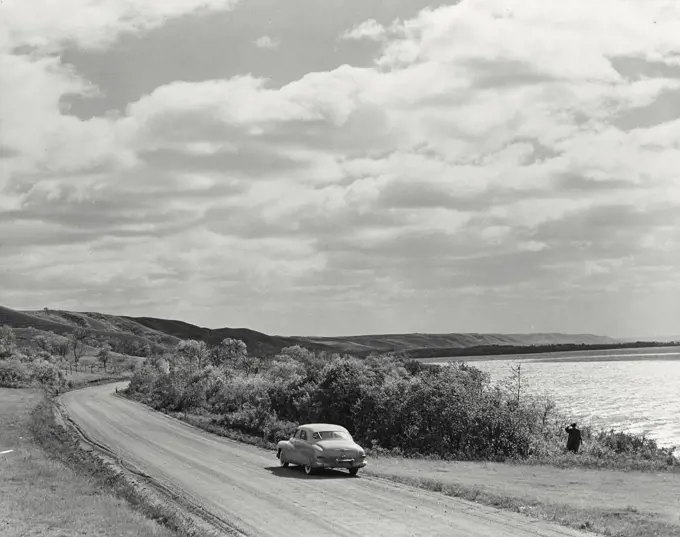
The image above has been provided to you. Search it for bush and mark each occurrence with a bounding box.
[0,359,30,387]
[29,359,66,389]
[124,339,677,468]
[0,355,66,390]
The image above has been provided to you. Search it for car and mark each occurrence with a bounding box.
[276,423,367,476]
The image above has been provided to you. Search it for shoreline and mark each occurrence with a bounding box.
[410,343,680,361]
[423,349,680,451]
[420,345,680,364]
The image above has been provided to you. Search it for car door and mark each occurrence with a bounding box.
[297,428,312,464]
[288,428,303,464]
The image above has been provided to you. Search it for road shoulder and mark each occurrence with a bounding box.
[364,457,680,537]
[0,387,181,537]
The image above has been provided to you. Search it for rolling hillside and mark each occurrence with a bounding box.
[122,315,327,355]
[1,305,316,356]
[292,332,620,353]
[0,305,175,352]
[1,304,628,358]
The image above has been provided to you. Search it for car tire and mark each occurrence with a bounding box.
[348,468,359,476]
[280,453,289,468]
[304,463,314,475]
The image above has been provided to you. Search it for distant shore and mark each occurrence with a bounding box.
[408,341,680,362]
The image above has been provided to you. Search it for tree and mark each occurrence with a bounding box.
[97,344,111,372]
[0,325,16,346]
[34,335,52,353]
[0,325,17,359]
[504,363,524,405]
[175,339,210,371]
[53,339,69,362]
[70,328,91,371]
[212,338,247,367]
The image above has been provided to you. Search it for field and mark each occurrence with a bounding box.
[0,388,177,537]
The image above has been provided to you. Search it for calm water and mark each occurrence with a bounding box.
[425,346,680,449]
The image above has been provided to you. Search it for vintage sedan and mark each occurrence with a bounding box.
[276,423,367,476]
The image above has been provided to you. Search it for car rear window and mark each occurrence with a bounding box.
[313,431,350,440]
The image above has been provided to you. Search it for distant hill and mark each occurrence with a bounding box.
[0,305,178,354]
[122,315,328,356]
[619,335,680,344]
[291,332,620,353]
[0,304,633,358]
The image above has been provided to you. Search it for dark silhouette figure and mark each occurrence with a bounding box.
[565,423,582,453]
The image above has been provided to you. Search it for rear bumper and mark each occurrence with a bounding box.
[312,459,367,469]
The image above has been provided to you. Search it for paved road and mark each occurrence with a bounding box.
[62,383,588,537]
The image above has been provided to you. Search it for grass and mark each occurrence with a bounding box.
[0,387,209,537]
[363,455,680,537]
[0,388,175,537]
[127,395,680,537]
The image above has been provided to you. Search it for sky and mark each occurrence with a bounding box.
[1,0,679,338]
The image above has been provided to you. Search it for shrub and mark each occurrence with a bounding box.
[0,359,30,387]
[124,339,676,468]
[0,355,66,390]
[28,359,66,389]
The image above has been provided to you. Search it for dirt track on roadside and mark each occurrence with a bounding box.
[61,383,590,537]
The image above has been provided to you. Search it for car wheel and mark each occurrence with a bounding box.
[304,463,314,475]
[279,453,289,468]
[348,468,359,476]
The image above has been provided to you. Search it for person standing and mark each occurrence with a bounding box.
[565,422,583,453]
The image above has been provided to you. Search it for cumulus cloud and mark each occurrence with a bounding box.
[3,0,680,336]
[254,35,280,49]
[1,0,240,51]
[0,0,239,180]
[341,19,386,41]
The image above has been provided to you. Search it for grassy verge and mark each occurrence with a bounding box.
[0,388,178,537]
[0,387,209,537]
[124,394,680,537]
[363,456,680,537]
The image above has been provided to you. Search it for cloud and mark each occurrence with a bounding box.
[341,19,386,41]
[1,0,240,51]
[3,0,680,336]
[0,0,240,182]
[254,35,280,49]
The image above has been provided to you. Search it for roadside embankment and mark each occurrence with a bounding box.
[0,387,183,537]
[0,384,213,537]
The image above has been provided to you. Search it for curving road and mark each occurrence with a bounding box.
[62,383,588,537]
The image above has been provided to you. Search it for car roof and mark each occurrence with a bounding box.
[299,423,349,433]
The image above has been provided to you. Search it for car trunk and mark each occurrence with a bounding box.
[316,439,362,459]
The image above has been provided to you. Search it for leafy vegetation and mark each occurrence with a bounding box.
[125,339,678,471]
[0,325,67,390]
[0,325,138,390]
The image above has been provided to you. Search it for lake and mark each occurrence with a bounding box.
[423,346,680,450]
